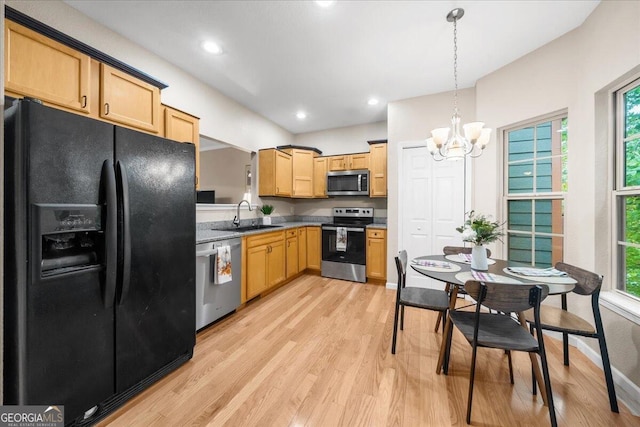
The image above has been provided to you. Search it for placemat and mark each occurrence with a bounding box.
[455,271,523,284]
[502,268,577,284]
[411,259,461,273]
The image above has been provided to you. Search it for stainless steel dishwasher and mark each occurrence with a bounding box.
[195,237,242,331]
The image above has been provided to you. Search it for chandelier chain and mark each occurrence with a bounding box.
[453,16,458,112]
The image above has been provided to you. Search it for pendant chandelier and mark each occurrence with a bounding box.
[427,8,491,161]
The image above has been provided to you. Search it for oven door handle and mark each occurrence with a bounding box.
[322,226,365,232]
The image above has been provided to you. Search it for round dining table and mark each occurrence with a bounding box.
[410,254,577,407]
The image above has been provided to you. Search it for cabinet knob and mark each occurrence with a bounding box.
[81,95,87,108]
[104,103,110,115]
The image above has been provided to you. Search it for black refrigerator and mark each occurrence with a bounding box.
[3,99,196,425]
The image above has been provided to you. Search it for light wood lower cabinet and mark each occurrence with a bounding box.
[4,19,91,114]
[306,226,321,271]
[286,229,299,279]
[100,63,161,133]
[298,227,307,272]
[366,228,387,281]
[245,231,286,299]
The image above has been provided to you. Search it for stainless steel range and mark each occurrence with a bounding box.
[321,207,374,283]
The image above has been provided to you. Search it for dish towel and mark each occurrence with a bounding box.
[215,245,232,284]
[336,227,347,252]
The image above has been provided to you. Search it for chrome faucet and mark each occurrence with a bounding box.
[233,200,252,227]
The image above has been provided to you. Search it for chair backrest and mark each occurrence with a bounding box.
[443,245,492,258]
[555,262,603,296]
[395,250,408,292]
[464,280,549,313]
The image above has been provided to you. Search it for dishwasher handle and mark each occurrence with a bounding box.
[196,248,218,257]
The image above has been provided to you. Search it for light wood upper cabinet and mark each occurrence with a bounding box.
[259,149,292,197]
[366,228,387,281]
[4,20,91,114]
[285,149,315,198]
[328,153,369,171]
[306,226,321,271]
[369,142,387,197]
[100,63,161,133]
[349,153,369,170]
[163,105,200,189]
[313,157,328,198]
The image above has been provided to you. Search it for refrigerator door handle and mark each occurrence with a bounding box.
[117,161,132,305]
[102,160,117,308]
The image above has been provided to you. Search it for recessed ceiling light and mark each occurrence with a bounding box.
[368,98,379,106]
[296,111,307,120]
[202,41,223,55]
[315,1,336,8]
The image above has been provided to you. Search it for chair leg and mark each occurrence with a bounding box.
[435,283,451,332]
[400,305,405,330]
[466,342,480,424]
[529,323,537,395]
[507,350,514,385]
[597,331,619,413]
[562,332,569,366]
[435,312,443,333]
[391,301,401,355]
[537,345,558,427]
[444,317,454,375]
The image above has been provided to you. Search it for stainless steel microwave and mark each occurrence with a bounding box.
[326,169,369,196]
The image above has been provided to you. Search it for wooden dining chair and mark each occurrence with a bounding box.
[524,261,619,412]
[391,250,450,354]
[435,246,493,332]
[445,280,557,426]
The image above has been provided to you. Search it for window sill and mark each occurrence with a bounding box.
[600,291,640,326]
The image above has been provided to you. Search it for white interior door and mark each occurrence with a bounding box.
[400,144,465,289]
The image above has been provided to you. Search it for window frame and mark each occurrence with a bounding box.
[613,77,640,301]
[502,111,567,267]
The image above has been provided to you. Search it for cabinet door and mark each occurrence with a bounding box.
[100,63,160,133]
[286,237,299,278]
[369,143,387,197]
[366,230,387,280]
[349,153,369,170]
[5,20,91,114]
[292,149,314,198]
[164,106,200,189]
[306,226,321,270]
[246,245,268,299]
[267,240,286,287]
[298,228,307,272]
[328,155,347,171]
[313,157,328,198]
[275,150,293,196]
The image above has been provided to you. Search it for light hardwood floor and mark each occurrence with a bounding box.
[99,274,639,426]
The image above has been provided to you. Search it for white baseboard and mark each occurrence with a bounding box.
[542,331,640,415]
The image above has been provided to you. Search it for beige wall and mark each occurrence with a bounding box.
[6,0,293,153]
[293,121,387,155]
[199,148,251,204]
[472,0,640,389]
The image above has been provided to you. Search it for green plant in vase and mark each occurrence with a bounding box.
[456,210,503,270]
[260,204,275,225]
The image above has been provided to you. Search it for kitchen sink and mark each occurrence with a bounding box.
[216,225,283,233]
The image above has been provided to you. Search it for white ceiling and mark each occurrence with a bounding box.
[64,0,599,135]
